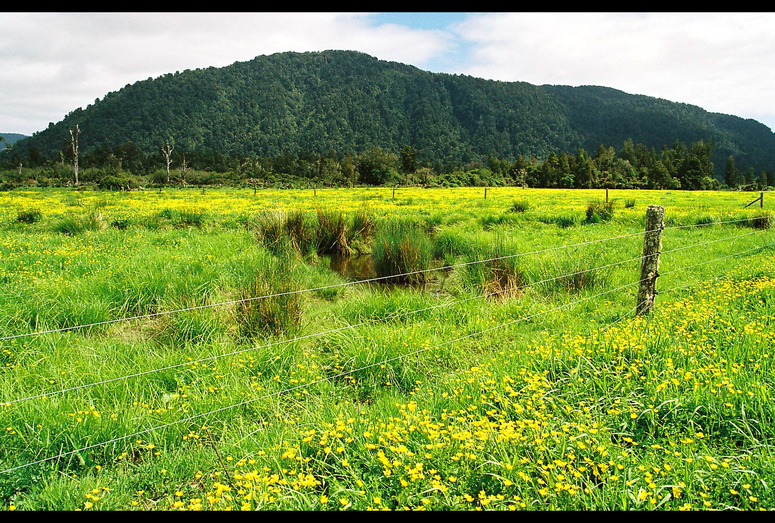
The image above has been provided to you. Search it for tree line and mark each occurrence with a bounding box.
[1,134,772,191]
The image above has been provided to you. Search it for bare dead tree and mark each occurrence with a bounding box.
[161,138,174,183]
[180,153,188,185]
[69,125,80,185]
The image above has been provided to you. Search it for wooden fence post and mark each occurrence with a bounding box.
[636,205,665,316]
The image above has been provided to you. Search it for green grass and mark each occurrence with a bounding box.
[0,186,773,511]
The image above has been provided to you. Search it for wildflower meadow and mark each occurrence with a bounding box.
[0,186,773,511]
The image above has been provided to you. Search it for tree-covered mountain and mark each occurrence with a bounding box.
[0,133,29,145]
[8,50,775,178]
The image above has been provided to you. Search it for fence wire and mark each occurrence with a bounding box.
[1,227,772,476]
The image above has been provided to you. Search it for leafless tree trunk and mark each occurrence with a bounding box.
[69,125,80,185]
[162,138,174,183]
[180,153,188,185]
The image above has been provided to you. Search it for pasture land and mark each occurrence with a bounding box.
[0,186,773,511]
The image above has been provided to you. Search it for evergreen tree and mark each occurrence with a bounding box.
[724,155,739,188]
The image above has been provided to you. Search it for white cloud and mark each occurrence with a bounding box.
[1,12,774,135]
[451,12,775,128]
[0,12,453,134]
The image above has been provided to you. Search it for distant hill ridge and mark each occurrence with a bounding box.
[0,133,29,145]
[10,50,775,176]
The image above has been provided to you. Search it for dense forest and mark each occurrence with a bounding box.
[2,50,774,191]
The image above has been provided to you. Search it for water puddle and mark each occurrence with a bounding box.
[329,253,376,281]
[328,253,447,295]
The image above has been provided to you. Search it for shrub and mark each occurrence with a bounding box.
[372,219,433,285]
[97,174,137,190]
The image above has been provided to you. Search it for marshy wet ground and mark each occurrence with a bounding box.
[327,252,453,296]
[328,252,376,281]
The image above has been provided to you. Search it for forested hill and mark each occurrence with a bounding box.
[10,50,775,177]
[0,133,29,145]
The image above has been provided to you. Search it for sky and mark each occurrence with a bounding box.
[2,12,774,137]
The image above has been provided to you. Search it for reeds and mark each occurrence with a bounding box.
[460,232,525,300]
[371,218,433,285]
[235,259,304,339]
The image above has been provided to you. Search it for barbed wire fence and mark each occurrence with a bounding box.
[0,208,773,476]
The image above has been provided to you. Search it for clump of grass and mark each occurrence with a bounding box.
[351,210,376,243]
[285,210,318,256]
[461,232,525,300]
[585,200,615,223]
[742,211,772,229]
[111,218,131,230]
[372,218,433,285]
[178,209,206,227]
[316,209,352,257]
[553,215,579,228]
[432,228,472,266]
[156,208,207,228]
[236,260,304,338]
[624,198,636,208]
[254,210,294,254]
[254,208,375,259]
[535,249,612,294]
[694,215,717,227]
[50,208,107,235]
[16,208,42,224]
[509,199,531,213]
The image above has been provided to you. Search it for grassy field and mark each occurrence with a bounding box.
[0,186,774,511]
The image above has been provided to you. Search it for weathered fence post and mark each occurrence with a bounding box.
[636,205,665,316]
[744,192,764,209]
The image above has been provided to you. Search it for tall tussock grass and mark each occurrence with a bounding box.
[236,259,304,339]
[372,218,433,285]
[50,208,107,235]
[742,211,772,229]
[253,210,295,255]
[460,232,525,300]
[585,200,615,223]
[534,249,612,294]
[253,208,375,258]
[316,209,352,257]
